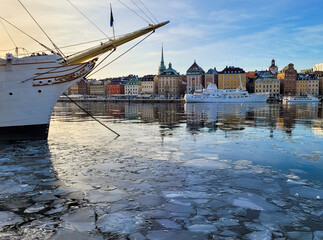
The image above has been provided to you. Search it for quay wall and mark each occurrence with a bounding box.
[58,98,185,103]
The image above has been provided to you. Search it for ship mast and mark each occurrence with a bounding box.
[63,21,169,65]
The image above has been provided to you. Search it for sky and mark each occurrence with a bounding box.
[1,0,323,78]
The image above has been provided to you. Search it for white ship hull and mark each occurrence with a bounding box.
[283,96,320,103]
[0,19,168,141]
[184,84,268,103]
[0,55,95,140]
[185,93,268,103]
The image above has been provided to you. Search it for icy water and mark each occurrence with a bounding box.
[0,102,323,240]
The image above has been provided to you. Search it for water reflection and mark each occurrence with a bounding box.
[1,101,323,239]
[185,102,322,138]
[53,102,323,138]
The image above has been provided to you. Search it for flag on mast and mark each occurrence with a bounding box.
[110,4,114,27]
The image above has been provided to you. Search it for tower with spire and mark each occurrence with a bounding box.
[158,46,166,75]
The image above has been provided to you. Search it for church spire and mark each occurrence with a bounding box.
[158,45,166,75]
[161,45,164,65]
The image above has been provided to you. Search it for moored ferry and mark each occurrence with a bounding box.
[184,83,268,103]
[283,96,320,103]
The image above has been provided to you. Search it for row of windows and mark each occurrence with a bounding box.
[256,86,279,89]
[160,81,178,87]
[228,95,249,98]
[255,89,279,93]
[221,77,246,80]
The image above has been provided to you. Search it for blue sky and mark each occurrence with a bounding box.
[1,0,323,78]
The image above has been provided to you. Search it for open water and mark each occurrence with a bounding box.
[0,101,322,239]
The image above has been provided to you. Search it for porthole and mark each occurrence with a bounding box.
[9,92,13,96]
[38,90,42,93]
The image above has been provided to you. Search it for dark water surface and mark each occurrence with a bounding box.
[0,102,322,239]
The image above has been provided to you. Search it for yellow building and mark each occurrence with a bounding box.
[158,63,184,98]
[218,66,246,89]
[89,80,106,96]
[296,79,308,95]
[140,75,158,94]
[69,83,79,95]
[254,76,280,97]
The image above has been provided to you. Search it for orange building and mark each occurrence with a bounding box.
[246,71,256,79]
[106,81,125,95]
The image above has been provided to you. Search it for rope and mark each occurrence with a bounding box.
[0,16,54,53]
[138,0,159,23]
[118,0,150,25]
[63,93,120,137]
[90,48,116,73]
[87,31,154,78]
[66,0,111,39]
[0,19,17,48]
[130,0,155,24]
[60,38,109,49]
[18,0,66,59]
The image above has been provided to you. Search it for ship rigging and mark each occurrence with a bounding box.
[0,0,169,141]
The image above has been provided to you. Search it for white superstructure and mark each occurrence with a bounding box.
[184,83,268,103]
[283,96,320,103]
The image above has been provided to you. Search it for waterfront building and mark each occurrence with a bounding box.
[254,75,280,98]
[69,79,90,95]
[297,73,319,96]
[296,78,308,96]
[106,79,125,96]
[125,77,142,96]
[218,66,246,89]
[301,69,313,74]
[308,77,319,96]
[205,68,218,87]
[269,59,278,75]
[246,71,256,93]
[277,63,297,95]
[186,61,205,93]
[89,80,106,96]
[69,83,79,95]
[140,74,158,94]
[313,63,323,72]
[316,72,323,96]
[158,63,184,98]
[313,64,323,96]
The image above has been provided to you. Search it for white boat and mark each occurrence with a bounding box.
[0,10,168,141]
[283,96,320,103]
[184,83,268,103]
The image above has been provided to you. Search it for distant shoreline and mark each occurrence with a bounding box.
[58,98,185,103]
